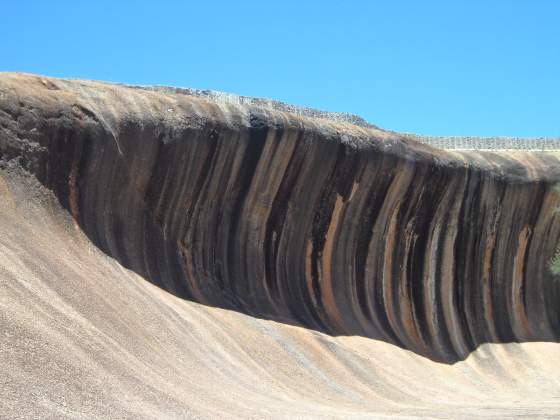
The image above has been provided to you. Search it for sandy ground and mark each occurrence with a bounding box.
[1,168,559,419]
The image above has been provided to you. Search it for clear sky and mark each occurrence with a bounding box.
[2,1,559,137]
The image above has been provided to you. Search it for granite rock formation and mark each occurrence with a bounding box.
[3,168,560,419]
[1,73,560,367]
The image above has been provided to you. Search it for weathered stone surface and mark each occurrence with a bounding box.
[1,72,560,418]
[3,170,560,419]
[1,73,559,364]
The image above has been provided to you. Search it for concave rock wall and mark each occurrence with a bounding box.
[1,73,559,363]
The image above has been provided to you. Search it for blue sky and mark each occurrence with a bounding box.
[2,1,559,137]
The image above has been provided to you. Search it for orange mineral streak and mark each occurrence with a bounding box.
[511,226,533,340]
[320,193,346,331]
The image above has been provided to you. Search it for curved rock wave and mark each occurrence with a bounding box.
[1,73,559,364]
[3,169,560,418]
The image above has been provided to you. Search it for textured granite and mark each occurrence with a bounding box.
[1,72,560,418]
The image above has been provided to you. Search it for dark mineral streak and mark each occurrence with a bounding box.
[1,73,559,363]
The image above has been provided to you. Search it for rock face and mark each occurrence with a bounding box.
[1,73,559,365]
[4,170,560,419]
